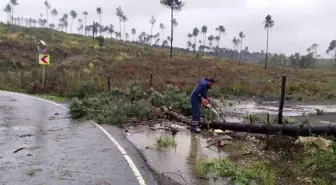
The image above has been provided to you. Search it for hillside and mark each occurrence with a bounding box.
[0,23,336,101]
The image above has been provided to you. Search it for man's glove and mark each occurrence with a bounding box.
[201,98,210,106]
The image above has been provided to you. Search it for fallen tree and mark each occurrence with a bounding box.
[162,107,336,137]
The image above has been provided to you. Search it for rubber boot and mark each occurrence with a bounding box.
[191,121,201,133]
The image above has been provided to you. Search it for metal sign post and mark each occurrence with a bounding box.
[38,53,50,86]
[36,40,49,86]
[42,65,45,85]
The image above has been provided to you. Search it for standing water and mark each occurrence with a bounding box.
[127,123,251,185]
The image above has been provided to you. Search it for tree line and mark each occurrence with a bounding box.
[2,0,336,69]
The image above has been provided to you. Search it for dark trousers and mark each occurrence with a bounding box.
[191,100,200,126]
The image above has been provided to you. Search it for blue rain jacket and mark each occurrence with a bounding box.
[190,78,209,103]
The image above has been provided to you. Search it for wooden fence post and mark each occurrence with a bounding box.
[150,74,153,88]
[249,114,253,124]
[44,67,47,87]
[62,67,65,90]
[266,113,270,140]
[107,76,111,92]
[20,71,24,88]
[278,75,287,124]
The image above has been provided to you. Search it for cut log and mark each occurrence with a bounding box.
[161,107,336,137]
[161,107,190,124]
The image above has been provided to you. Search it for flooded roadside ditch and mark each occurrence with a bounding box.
[126,99,336,185]
[126,123,232,185]
[126,123,293,185]
[215,99,336,125]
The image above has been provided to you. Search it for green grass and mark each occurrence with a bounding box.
[197,137,336,185]
[199,158,275,185]
[37,94,68,102]
[24,169,37,176]
[155,135,177,149]
[300,138,336,183]
[284,116,297,124]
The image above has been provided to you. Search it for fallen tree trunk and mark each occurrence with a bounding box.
[162,107,336,137]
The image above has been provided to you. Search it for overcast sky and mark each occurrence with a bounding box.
[1,0,335,57]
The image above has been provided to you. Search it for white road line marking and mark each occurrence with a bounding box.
[93,122,146,185]
[1,91,146,185]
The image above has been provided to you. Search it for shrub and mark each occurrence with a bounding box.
[199,158,275,185]
[151,84,190,113]
[69,81,98,99]
[68,84,223,124]
[69,97,88,119]
[124,82,145,102]
[69,93,152,125]
[96,36,104,47]
[301,139,336,181]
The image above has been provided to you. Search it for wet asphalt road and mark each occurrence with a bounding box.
[0,91,158,185]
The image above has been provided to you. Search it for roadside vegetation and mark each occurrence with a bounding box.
[69,83,153,124]
[2,1,336,185]
[196,136,336,185]
[199,158,275,185]
[68,83,221,125]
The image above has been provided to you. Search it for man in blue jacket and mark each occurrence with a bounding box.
[190,78,215,133]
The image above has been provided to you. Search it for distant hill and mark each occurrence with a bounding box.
[0,23,336,101]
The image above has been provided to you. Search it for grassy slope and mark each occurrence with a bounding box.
[1,22,336,100]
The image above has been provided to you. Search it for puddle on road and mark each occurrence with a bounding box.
[127,124,257,185]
